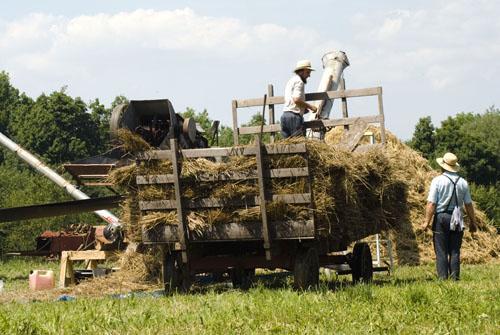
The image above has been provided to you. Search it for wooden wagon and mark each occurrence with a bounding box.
[136,84,387,291]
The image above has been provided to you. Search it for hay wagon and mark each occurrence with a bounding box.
[136,83,388,291]
[137,137,373,290]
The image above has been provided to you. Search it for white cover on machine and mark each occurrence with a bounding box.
[307,50,350,121]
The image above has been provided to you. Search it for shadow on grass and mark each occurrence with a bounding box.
[188,270,436,295]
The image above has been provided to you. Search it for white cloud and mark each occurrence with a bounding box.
[0,8,321,74]
[349,0,500,90]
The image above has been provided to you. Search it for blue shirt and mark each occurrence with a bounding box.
[427,171,472,213]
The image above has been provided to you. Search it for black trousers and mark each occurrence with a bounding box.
[280,111,305,138]
[433,212,464,280]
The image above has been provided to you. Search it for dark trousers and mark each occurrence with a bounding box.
[433,212,464,280]
[280,111,305,138]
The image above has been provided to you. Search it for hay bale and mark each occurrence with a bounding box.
[109,126,498,266]
[325,125,499,265]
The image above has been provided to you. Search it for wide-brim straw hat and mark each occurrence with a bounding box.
[294,59,315,72]
[436,152,460,172]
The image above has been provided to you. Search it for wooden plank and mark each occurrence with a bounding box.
[306,115,382,128]
[139,193,312,210]
[305,87,381,101]
[136,174,175,185]
[59,251,69,288]
[255,136,271,260]
[337,118,369,152]
[232,100,239,146]
[77,175,111,179]
[137,143,307,160]
[268,84,275,143]
[340,78,349,131]
[66,250,108,261]
[137,168,308,185]
[235,95,283,108]
[170,139,188,264]
[142,219,315,243]
[238,115,382,135]
[234,87,382,108]
[378,88,386,144]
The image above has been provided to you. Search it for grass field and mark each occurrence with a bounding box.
[0,258,498,334]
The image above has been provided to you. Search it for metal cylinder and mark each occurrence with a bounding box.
[0,131,121,228]
[308,50,350,121]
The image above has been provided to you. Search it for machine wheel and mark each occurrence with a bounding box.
[230,268,255,290]
[351,242,373,284]
[294,247,319,290]
[163,252,191,293]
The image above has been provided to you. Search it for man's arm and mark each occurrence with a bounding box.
[423,202,436,230]
[464,203,477,232]
[292,97,318,113]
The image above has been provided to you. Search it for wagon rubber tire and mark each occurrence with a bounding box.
[293,247,319,290]
[163,252,191,293]
[230,268,255,290]
[351,242,373,284]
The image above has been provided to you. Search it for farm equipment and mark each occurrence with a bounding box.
[132,50,390,291]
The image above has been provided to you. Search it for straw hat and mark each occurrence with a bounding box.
[294,59,315,72]
[436,152,460,172]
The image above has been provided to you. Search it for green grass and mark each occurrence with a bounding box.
[0,259,498,334]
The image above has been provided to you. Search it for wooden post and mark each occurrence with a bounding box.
[340,77,349,131]
[59,251,70,288]
[170,139,188,264]
[377,88,386,145]
[268,84,275,143]
[232,100,239,146]
[255,135,271,260]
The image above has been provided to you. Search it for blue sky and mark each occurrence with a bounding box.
[1,0,499,139]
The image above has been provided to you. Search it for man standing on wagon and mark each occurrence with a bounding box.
[423,152,478,280]
[280,60,318,138]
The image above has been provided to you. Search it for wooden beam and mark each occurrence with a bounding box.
[136,174,175,185]
[142,219,315,243]
[377,88,386,144]
[136,167,308,185]
[255,135,272,260]
[234,87,382,108]
[232,100,239,145]
[66,250,108,261]
[268,84,276,143]
[340,78,349,130]
[170,139,188,264]
[137,143,307,160]
[238,115,383,135]
[139,193,312,210]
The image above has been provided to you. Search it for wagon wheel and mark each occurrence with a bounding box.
[293,247,319,290]
[351,242,373,283]
[230,268,255,290]
[163,252,191,293]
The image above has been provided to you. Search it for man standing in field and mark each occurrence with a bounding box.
[423,152,477,280]
[280,60,318,138]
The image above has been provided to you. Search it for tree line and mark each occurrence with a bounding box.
[0,69,498,252]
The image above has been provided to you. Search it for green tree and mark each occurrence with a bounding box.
[0,71,21,135]
[239,112,272,145]
[0,154,97,251]
[9,90,101,164]
[435,111,499,185]
[89,98,112,150]
[180,107,230,147]
[409,116,435,160]
[110,95,129,110]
